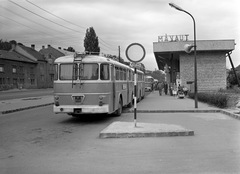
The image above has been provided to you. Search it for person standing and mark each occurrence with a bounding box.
[164,82,168,95]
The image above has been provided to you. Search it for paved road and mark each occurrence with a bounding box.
[0,104,239,173]
[0,88,53,100]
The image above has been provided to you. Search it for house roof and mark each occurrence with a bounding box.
[39,45,65,58]
[0,50,36,63]
[18,45,46,61]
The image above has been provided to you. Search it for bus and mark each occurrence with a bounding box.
[144,75,154,91]
[53,53,144,116]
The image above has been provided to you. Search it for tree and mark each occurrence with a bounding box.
[227,69,240,87]
[0,39,11,51]
[66,46,75,52]
[84,27,100,55]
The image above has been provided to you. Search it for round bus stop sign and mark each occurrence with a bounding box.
[125,43,146,63]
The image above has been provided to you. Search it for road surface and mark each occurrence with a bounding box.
[0,104,239,173]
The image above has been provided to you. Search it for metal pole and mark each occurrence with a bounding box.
[228,52,240,87]
[169,3,198,108]
[134,67,137,127]
[184,10,198,108]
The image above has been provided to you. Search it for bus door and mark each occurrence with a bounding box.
[127,69,130,104]
[111,64,116,112]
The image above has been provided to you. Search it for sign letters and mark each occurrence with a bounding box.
[158,34,189,42]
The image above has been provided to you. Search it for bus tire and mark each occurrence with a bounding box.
[127,94,133,108]
[115,98,122,116]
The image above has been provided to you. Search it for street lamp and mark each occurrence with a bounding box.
[169,2,198,108]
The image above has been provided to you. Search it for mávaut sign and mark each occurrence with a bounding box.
[158,34,189,42]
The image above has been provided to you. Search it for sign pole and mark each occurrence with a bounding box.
[134,67,137,127]
[125,43,146,128]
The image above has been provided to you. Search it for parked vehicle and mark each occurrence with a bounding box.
[53,53,145,116]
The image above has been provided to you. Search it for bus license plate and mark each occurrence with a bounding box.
[72,95,85,104]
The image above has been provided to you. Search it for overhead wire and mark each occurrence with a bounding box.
[6,0,119,54]
[25,0,86,30]
[0,7,83,46]
[8,0,85,34]
[0,15,52,37]
[25,0,118,52]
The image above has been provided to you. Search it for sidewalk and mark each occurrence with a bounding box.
[133,91,240,120]
[0,95,54,114]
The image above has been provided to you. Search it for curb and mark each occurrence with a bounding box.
[125,109,240,120]
[1,103,54,114]
[99,121,194,138]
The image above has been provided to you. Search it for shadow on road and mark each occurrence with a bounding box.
[58,113,114,125]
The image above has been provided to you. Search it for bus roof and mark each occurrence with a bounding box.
[54,54,130,68]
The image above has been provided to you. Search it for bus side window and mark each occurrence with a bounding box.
[115,67,119,80]
[54,64,58,80]
[100,64,109,80]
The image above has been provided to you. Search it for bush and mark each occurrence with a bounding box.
[0,84,14,91]
[188,92,229,108]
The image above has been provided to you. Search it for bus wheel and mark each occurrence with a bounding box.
[115,98,122,116]
[127,94,133,108]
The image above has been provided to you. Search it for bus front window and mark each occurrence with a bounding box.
[80,63,99,80]
[100,64,109,80]
[60,64,77,80]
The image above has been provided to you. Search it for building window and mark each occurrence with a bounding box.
[31,79,35,85]
[41,75,44,81]
[0,78,4,84]
[19,66,24,75]
[12,66,17,74]
[0,65,4,73]
[7,78,10,84]
[30,67,34,74]
[20,78,24,85]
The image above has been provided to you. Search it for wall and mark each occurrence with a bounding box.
[180,51,226,92]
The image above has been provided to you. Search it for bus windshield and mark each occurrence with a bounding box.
[60,64,77,80]
[80,63,99,80]
[58,63,110,81]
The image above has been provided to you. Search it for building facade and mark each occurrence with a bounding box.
[153,36,235,92]
[0,49,38,90]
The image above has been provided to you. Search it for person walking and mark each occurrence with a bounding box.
[158,82,163,96]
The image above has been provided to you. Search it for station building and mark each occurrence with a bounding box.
[153,34,235,92]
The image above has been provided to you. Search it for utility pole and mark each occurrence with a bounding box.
[118,46,120,62]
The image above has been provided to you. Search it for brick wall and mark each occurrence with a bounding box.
[180,51,226,92]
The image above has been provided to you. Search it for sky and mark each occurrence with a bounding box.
[0,0,239,71]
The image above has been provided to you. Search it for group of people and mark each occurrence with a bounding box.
[156,82,188,97]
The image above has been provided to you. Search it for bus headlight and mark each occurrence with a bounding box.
[99,95,105,106]
[54,95,60,106]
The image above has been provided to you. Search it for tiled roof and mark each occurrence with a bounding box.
[0,50,36,63]
[39,46,65,58]
[18,45,46,61]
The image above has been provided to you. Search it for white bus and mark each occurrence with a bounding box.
[144,75,154,91]
[53,53,144,116]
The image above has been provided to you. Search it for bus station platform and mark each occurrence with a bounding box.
[100,91,240,138]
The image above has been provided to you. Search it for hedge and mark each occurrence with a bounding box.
[188,92,229,108]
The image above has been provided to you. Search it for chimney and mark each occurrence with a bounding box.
[42,45,45,49]
[10,40,17,51]
[31,44,35,50]
[48,44,51,48]
[58,47,61,50]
